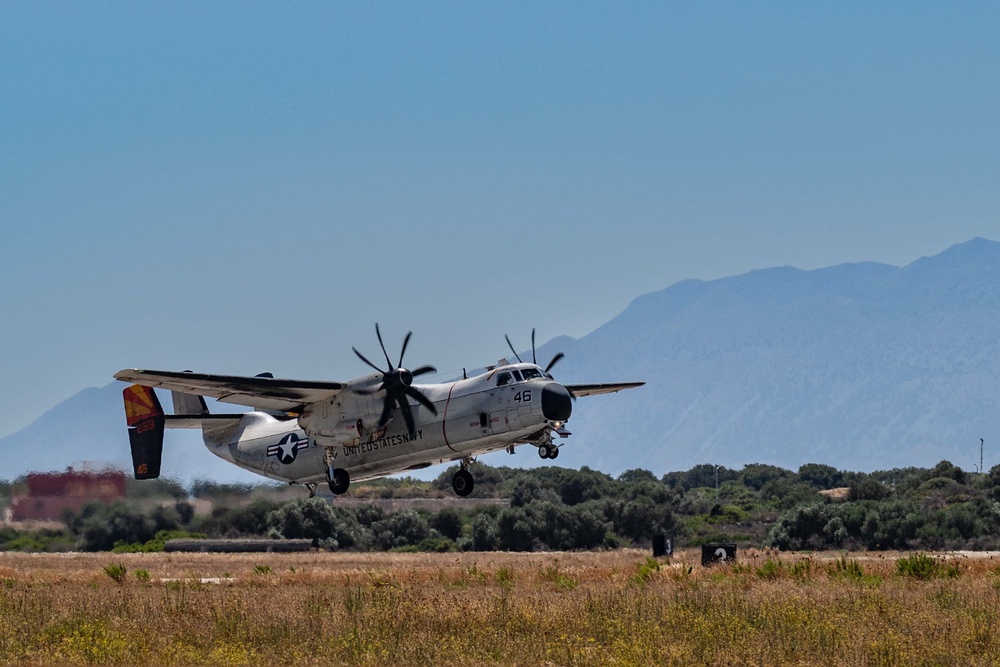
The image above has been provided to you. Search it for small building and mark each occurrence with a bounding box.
[10,467,127,522]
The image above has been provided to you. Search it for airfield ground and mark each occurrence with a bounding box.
[1,549,999,666]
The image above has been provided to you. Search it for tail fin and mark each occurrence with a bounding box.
[123,384,165,480]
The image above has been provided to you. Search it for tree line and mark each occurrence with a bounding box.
[3,459,1000,552]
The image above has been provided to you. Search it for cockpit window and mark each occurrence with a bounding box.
[512,370,523,382]
[496,372,512,387]
[521,368,542,381]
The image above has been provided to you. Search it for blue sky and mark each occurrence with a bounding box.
[2,2,999,438]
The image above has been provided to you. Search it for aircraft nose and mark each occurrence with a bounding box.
[541,383,573,421]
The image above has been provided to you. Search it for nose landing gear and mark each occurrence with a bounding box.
[537,443,560,459]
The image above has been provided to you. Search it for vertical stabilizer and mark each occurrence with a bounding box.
[171,390,208,415]
[123,384,165,480]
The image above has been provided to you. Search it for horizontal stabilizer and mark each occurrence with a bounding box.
[164,414,247,429]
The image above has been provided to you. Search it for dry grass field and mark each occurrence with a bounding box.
[2,548,1000,666]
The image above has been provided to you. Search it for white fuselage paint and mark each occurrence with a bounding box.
[201,363,557,485]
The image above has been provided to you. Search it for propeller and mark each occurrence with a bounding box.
[353,324,437,437]
[504,328,566,375]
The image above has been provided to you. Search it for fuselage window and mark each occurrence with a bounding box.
[496,372,512,387]
[512,370,523,382]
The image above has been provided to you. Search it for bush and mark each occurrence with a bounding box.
[431,508,464,541]
[103,563,127,584]
[372,511,430,550]
[471,514,499,551]
[797,463,843,489]
[740,464,793,491]
[267,498,338,541]
[896,553,957,580]
[74,503,174,552]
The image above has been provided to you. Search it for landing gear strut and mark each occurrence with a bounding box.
[327,467,350,495]
[537,443,559,459]
[305,482,318,498]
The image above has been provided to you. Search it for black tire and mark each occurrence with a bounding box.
[328,468,350,495]
[538,445,550,459]
[549,445,560,459]
[452,469,474,497]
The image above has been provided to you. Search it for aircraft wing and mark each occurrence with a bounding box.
[565,382,645,397]
[114,369,344,412]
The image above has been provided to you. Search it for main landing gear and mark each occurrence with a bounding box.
[452,459,474,497]
[327,467,350,495]
[537,443,560,459]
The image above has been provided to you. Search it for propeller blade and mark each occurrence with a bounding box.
[405,385,438,415]
[531,328,536,365]
[377,394,394,428]
[353,347,385,374]
[398,393,417,436]
[354,324,436,432]
[505,334,523,363]
[545,352,565,374]
[397,331,412,369]
[375,323,394,370]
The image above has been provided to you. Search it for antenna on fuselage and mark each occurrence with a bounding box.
[463,368,467,379]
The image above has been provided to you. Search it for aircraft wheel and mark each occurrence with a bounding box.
[549,445,559,459]
[452,469,474,497]
[328,468,350,495]
[538,445,550,459]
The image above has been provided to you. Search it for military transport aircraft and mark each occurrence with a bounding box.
[116,326,643,497]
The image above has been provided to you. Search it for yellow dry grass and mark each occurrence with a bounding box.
[1,549,1000,666]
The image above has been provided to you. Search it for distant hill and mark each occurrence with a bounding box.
[2,238,998,483]
[535,237,1000,475]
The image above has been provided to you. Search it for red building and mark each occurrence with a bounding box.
[10,467,127,521]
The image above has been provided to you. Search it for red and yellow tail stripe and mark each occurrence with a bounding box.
[124,384,164,426]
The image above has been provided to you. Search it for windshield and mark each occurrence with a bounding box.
[520,368,542,381]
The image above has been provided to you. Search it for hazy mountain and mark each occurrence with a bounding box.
[536,237,1000,476]
[3,238,998,483]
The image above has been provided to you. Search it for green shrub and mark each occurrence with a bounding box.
[632,557,661,586]
[829,555,864,580]
[755,559,784,580]
[103,563,127,584]
[896,553,957,580]
[494,566,515,588]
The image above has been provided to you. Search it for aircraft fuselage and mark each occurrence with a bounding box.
[203,363,570,485]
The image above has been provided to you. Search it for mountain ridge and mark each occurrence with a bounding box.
[539,237,1000,475]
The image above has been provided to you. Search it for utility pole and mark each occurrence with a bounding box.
[981,438,985,475]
